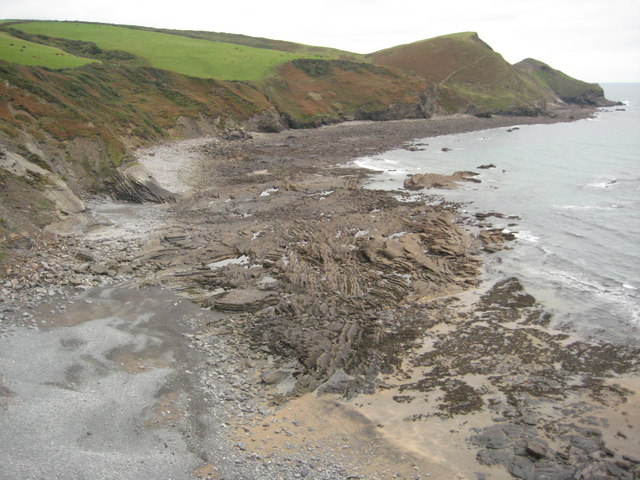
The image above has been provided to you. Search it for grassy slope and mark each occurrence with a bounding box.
[369,32,555,113]
[11,21,309,81]
[129,26,366,61]
[0,31,95,69]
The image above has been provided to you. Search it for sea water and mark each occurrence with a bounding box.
[356,84,640,340]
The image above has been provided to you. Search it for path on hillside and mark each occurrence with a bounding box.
[439,52,494,86]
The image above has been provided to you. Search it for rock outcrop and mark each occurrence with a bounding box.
[107,164,177,204]
[0,150,85,218]
[403,171,480,190]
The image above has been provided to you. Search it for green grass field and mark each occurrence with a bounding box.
[0,31,95,69]
[12,21,312,81]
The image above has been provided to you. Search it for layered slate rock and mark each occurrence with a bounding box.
[208,289,280,313]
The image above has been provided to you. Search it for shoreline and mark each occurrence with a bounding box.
[2,107,640,480]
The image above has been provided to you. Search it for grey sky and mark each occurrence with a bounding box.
[2,0,638,82]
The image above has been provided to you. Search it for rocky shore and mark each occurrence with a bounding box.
[1,110,639,480]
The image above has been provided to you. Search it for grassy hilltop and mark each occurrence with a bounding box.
[0,20,615,243]
[11,21,310,82]
[0,30,95,69]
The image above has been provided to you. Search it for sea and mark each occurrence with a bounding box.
[355,84,640,341]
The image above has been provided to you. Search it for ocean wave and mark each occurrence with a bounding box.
[545,269,640,324]
[514,230,540,243]
[354,157,408,174]
[354,157,389,172]
[584,176,640,190]
[557,204,618,211]
[584,177,620,188]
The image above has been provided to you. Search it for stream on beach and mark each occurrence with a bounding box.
[357,83,640,341]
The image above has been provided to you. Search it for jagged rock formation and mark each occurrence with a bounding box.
[107,164,177,203]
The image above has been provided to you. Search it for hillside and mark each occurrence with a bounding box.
[514,58,616,106]
[368,32,559,114]
[261,59,434,128]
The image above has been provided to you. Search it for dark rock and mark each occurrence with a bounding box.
[118,265,133,275]
[4,235,34,251]
[75,248,95,262]
[477,448,512,466]
[318,369,357,395]
[622,455,640,465]
[89,264,107,275]
[222,128,252,140]
[525,438,548,459]
[260,369,287,385]
[68,275,84,286]
[569,434,602,454]
[606,463,634,479]
[473,426,512,449]
[615,460,632,470]
[575,463,625,480]
[509,456,536,480]
[521,413,538,426]
[534,462,575,480]
[479,277,536,311]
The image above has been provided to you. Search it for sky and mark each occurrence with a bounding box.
[2,0,639,82]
